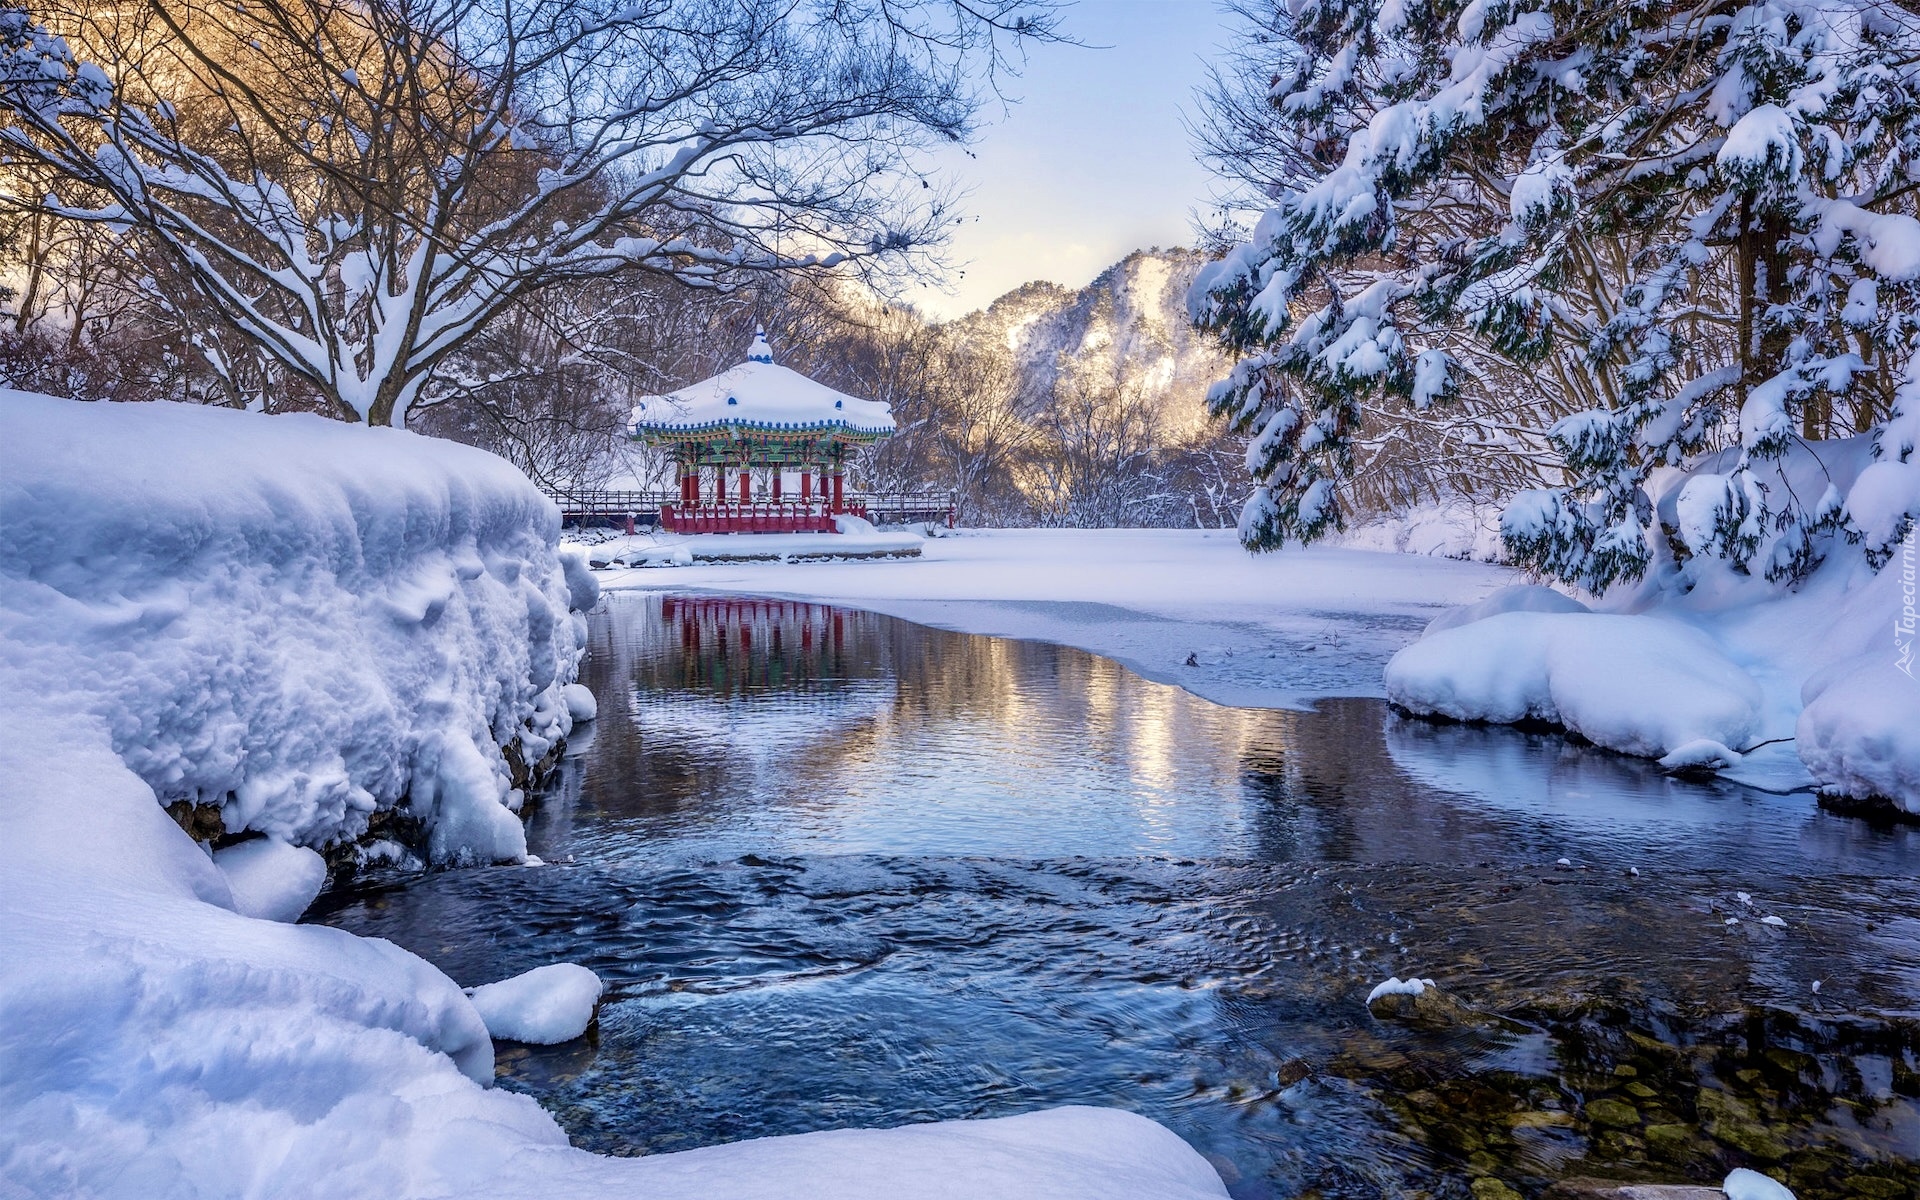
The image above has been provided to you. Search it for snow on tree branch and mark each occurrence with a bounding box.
[0,0,1061,425]
[1191,0,1920,590]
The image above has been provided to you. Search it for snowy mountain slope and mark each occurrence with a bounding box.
[944,249,1228,437]
[0,393,1224,1200]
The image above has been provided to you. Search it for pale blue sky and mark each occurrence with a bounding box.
[904,0,1234,320]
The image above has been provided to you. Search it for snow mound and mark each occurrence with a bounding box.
[1796,654,1920,815]
[1333,498,1506,562]
[213,836,330,922]
[0,391,587,862]
[1658,738,1743,773]
[559,545,603,611]
[1386,612,1762,760]
[468,963,604,1044]
[590,541,697,568]
[556,1106,1230,1200]
[1422,583,1589,637]
[1723,1167,1796,1200]
[562,682,599,722]
[0,710,513,1198]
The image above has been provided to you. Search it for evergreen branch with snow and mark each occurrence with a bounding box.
[1191,0,1920,591]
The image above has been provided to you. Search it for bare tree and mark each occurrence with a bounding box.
[1022,362,1166,527]
[0,0,1060,424]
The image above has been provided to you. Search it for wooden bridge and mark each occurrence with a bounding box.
[543,488,954,532]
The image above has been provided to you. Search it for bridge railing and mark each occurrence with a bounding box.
[855,491,957,527]
[542,489,677,518]
[543,488,954,530]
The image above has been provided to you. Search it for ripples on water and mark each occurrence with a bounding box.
[321,593,1920,1199]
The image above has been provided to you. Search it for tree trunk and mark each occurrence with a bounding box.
[1740,198,1809,437]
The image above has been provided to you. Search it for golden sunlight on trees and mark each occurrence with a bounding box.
[0,0,1061,424]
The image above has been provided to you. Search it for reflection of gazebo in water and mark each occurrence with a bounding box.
[626,328,899,534]
[628,597,896,750]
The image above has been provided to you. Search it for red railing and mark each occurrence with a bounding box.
[545,489,955,532]
[661,503,845,534]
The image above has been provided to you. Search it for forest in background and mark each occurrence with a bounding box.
[0,0,1576,537]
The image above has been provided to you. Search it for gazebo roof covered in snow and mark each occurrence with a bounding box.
[626,328,896,443]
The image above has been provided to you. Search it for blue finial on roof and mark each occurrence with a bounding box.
[746,325,774,364]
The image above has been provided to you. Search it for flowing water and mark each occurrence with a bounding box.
[319,592,1920,1199]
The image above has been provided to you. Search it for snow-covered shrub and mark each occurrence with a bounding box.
[0,391,587,863]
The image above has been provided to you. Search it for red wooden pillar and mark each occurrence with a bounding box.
[771,471,782,501]
[715,466,727,506]
[739,469,751,504]
[831,471,844,512]
[799,468,812,502]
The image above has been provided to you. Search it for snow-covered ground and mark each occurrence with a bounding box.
[0,393,1224,1200]
[587,515,924,565]
[586,527,1521,709]
[1330,497,1506,562]
[1385,441,1920,810]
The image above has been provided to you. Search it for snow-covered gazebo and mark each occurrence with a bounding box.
[626,328,896,534]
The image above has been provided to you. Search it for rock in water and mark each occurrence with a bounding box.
[467,963,604,1044]
[1365,976,1466,1025]
[1365,976,1437,1008]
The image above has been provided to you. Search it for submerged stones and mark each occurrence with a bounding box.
[1346,990,1919,1200]
[1541,1182,1725,1199]
[1585,1097,1641,1129]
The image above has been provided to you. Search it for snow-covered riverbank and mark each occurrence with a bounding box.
[0,393,1225,1200]
[1381,440,1920,813]
[589,527,1521,709]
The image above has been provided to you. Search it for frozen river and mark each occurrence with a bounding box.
[320,593,1920,1199]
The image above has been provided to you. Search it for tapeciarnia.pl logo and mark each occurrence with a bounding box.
[1899,524,1917,679]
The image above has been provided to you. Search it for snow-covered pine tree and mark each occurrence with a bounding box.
[1192,0,1920,590]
